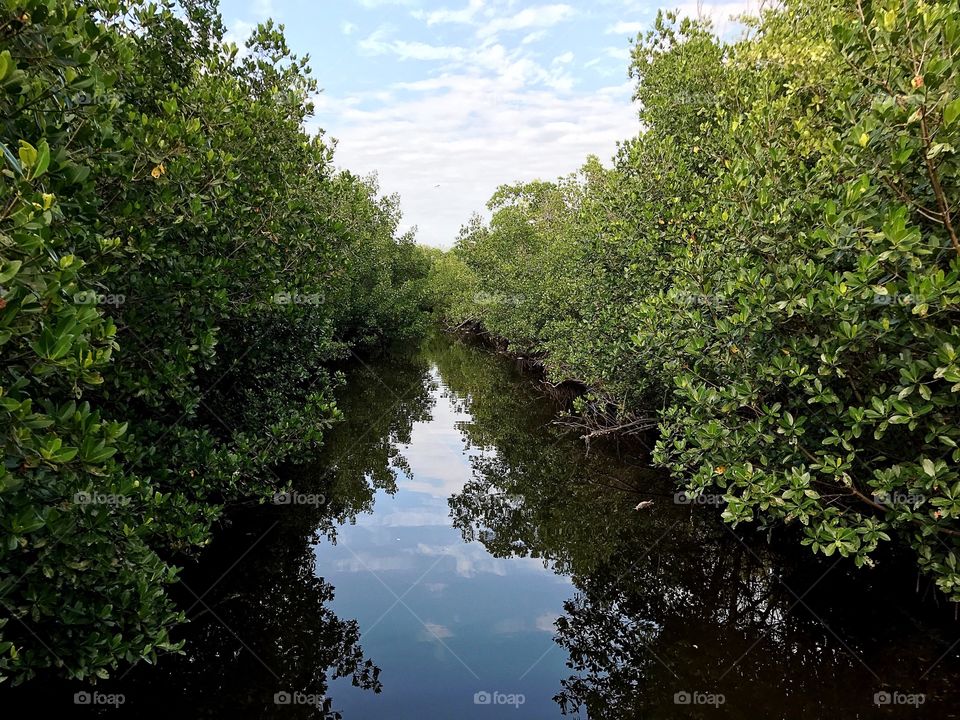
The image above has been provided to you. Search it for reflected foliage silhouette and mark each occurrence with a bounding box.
[7,347,437,718]
[437,334,960,720]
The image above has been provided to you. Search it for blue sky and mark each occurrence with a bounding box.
[218,0,755,247]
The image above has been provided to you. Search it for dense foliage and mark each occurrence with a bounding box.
[432,0,960,599]
[0,0,430,683]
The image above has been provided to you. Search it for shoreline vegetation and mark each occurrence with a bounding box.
[2,0,960,692]
[0,0,434,684]
[426,0,960,616]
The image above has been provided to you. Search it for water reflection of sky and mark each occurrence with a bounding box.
[317,368,573,719]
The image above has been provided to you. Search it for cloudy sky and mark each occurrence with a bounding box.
[219,0,754,247]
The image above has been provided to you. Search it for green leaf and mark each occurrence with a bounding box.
[30,140,50,179]
[17,140,37,169]
[882,9,896,31]
[0,260,22,283]
[945,98,960,128]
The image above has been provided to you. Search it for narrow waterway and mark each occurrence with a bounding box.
[18,332,960,718]
[314,363,569,716]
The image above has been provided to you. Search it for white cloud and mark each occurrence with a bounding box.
[309,1,644,248]
[520,30,547,45]
[605,20,645,34]
[224,19,255,57]
[477,4,575,38]
[492,617,527,634]
[371,509,451,527]
[342,21,357,35]
[416,542,508,577]
[585,45,632,69]
[675,0,759,36]
[251,0,274,18]
[604,46,631,60]
[334,552,416,572]
[359,25,465,61]
[311,73,638,247]
[358,25,394,55]
[393,40,467,61]
[415,0,485,25]
[356,0,418,7]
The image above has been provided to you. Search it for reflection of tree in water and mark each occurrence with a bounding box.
[64,348,439,718]
[112,510,380,719]
[437,335,960,720]
[298,348,437,544]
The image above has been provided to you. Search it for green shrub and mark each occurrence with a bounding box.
[434,0,960,598]
[0,0,429,683]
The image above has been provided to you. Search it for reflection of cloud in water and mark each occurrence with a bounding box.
[535,612,560,633]
[416,542,508,578]
[364,509,451,528]
[334,553,416,573]
[492,617,526,635]
[414,541,552,578]
[394,378,478,500]
[421,622,453,640]
[491,613,559,635]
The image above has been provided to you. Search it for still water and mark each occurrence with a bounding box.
[319,364,572,718]
[12,333,960,717]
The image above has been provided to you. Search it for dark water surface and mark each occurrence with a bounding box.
[9,333,960,718]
